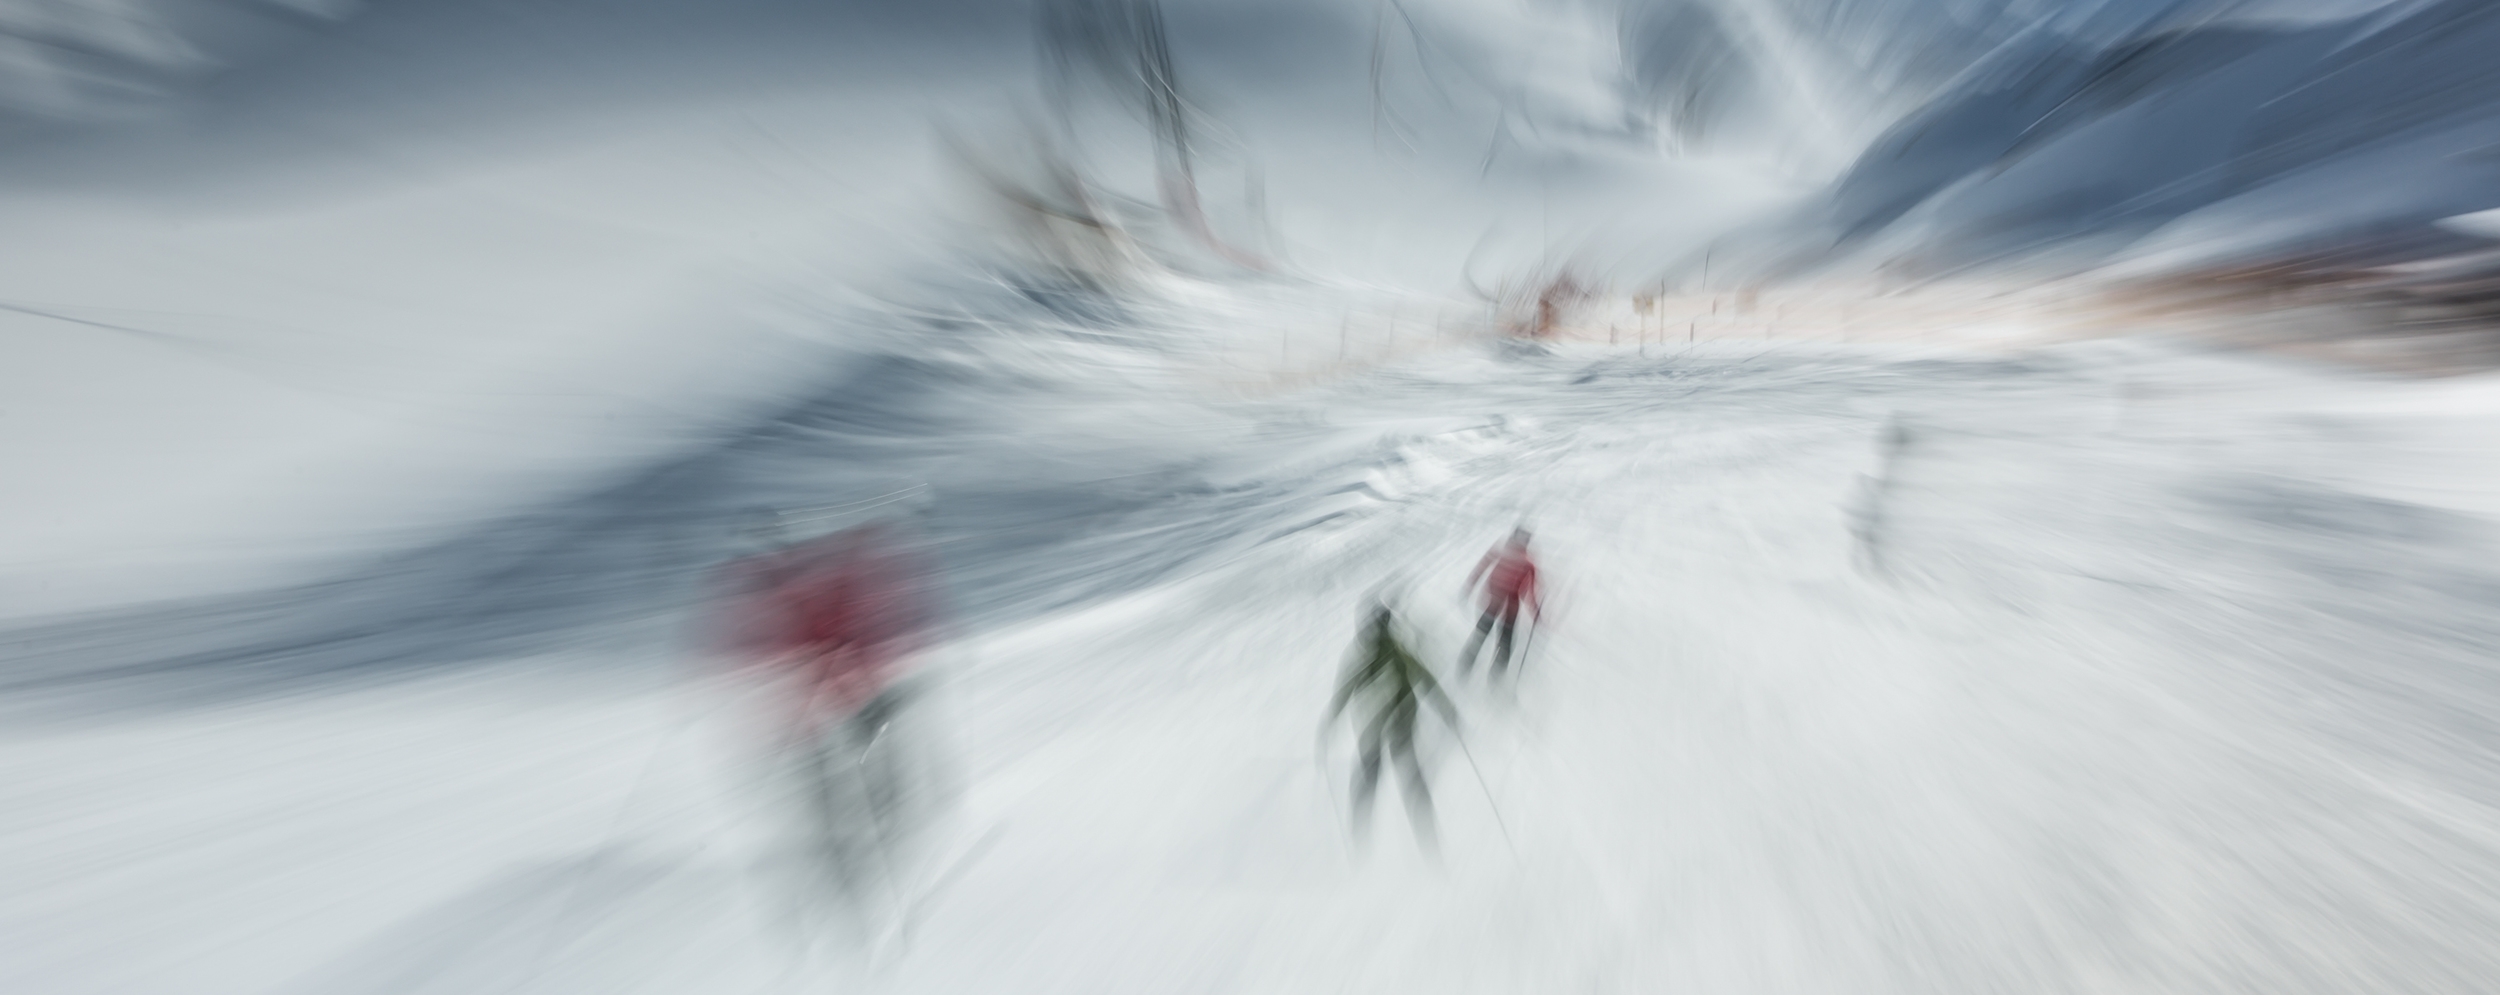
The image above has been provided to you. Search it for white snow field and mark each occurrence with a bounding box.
[11,339,2500,995]
[12,1,2500,992]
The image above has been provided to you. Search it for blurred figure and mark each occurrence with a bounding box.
[719,515,944,910]
[725,520,934,732]
[1325,601,1459,850]
[1851,418,1914,578]
[1459,528,1542,677]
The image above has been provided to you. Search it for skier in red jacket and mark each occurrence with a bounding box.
[719,516,945,906]
[1458,528,1541,677]
[723,521,935,740]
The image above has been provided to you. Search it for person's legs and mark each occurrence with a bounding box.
[800,729,844,859]
[849,695,908,843]
[1387,704,1436,849]
[1457,609,1498,675]
[1351,718,1384,834]
[799,724,876,898]
[1489,601,1521,676]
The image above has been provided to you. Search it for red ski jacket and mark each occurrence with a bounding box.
[1468,543,1541,615]
[721,524,933,729]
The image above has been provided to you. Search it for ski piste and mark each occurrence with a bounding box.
[16,339,2500,994]
[10,0,2500,991]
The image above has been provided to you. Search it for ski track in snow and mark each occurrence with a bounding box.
[10,344,2500,993]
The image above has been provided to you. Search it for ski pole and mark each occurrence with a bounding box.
[1451,731,1519,860]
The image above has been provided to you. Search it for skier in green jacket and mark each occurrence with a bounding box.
[1325,601,1461,848]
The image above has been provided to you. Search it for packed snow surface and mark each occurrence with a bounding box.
[11,1,2500,991]
[12,341,2500,994]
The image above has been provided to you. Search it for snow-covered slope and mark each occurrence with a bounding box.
[11,2,2500,992]
[17,343,2500,994]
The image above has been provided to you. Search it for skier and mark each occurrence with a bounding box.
[1324,601,1460,849]
[719,518,942,905]
[1458,528,1542,677]
[725,521,934,735]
